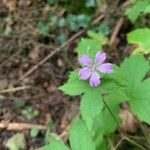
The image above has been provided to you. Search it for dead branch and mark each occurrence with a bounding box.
[109,17,124,47]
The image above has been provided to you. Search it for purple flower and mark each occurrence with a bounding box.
[78,51,112,87]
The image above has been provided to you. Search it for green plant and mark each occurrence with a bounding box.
[22,106,39,120]
[30,128,40,138]
[6,133,26,150]
[125,0,150,23]
[40,29,150,150]
[127,28,150,54]
[66,14,91,32]
[42,118,96,150]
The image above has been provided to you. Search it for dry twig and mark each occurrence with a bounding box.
[109,17,124,47]
[0,121,46,130]
[0,85,31,94]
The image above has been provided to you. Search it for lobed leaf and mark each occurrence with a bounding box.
[127,28,150,54]
[129,78,150,123]
[80,87,103,130]
[76,31,106,58]
[69,118,95,150]
[113,54,150,124]
[59,72,89,96]
[125,0,150,23]
[42,140,70,150]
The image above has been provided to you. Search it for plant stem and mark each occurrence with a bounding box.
[124,136,146,150]
[102,97,119,126]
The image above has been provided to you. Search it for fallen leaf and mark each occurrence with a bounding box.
[0,79,8,90]
[28,46,40,60]
[2,0,17,11]
[119,103,139,133]
[5,133,26,150]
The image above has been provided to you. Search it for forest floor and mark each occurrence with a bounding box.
[0,0,149,149]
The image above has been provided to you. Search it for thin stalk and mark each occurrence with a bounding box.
[102,97,119,126]
[124,136,146,150]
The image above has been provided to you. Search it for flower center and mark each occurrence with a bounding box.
[91,63,97,72]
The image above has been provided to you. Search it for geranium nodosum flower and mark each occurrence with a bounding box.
[78,51,112,87]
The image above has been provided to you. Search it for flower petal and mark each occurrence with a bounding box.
[79,55,92,66]
[79,67,92,80]
[89,72,100,87]
[97,63,112,73]
[95,51,106,65]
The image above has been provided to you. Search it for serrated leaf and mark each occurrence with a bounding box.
[120,54,149,91]
[69,118,95,150]
[80,87,103,130]
[87,31,108,45]
[77,38,101,59]
[93,89,127,136]
[108,65,127,87]
[114,54,150,124]
[6,133,26,150]
[127,28,150,54]
[77,31,108,58]
[92,89,127,150]
[42,140,70,150]
[129,78,150,123]
[59,71,89,96]
[125,0,150,23]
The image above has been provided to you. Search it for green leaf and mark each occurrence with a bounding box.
[80,87,103,130]
[108,65,127,87]
[66,15,79,32]
[58,18,66,28]
[77,38,101,58]
[44,120,53,144]
[42,140,70,150]
[94,23,110,36]
[94,135,107,150]
[87,31,108,45]
[4,26,12,36]
[129,78,150,123]
[77,31,107,58]
[37,21,50,34]
[93,89,127,136]
[127,28,150,54]
[30,128,39,138]
[55,33,66,45]
[92,89,127,150]
[50,15,58,27]
[47,0,59,5]
[6,133,26,150]
[59,72,89,96]
[66,14,91,32]
[125,0,150,23]
[114,54,150,124]
[69,118,95,150]
[85,0,96,8]
[120,54,149,92]
[77,14,91,28]
[14,99,25,108]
